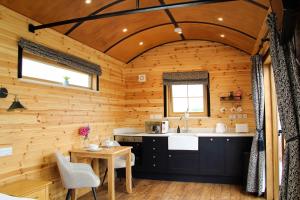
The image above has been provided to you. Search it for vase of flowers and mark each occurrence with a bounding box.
[79,126,90,148]
[63,76,70,86]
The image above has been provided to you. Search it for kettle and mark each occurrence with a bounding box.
[216,123,227,133]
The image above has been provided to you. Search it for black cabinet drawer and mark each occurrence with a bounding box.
[143,137,168,147]
[142,137,168,172]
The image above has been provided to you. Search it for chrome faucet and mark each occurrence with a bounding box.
[180,109,190,133]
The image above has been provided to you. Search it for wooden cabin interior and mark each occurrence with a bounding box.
[0,0,299,200]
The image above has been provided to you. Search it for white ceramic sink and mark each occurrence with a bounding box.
[168,134,198,150]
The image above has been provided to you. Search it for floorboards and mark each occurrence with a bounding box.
[79,179,265,200]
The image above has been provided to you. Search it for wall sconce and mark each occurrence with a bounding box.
[0,87,26,111]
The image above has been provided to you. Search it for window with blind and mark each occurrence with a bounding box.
[17,38,101,91]
[22,53,93,89]
[163,71,210,117]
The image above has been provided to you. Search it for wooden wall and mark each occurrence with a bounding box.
[124,40,255,131]
[0,4,256,200]
[0,5,125,199]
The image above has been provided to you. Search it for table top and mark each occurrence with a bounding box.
[70,146,132,158]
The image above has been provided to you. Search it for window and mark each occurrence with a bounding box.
[20,53,94,90]
[17,38,101,91]
[167,84,208,117]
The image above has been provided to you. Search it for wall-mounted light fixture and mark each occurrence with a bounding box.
[0,87,26,111]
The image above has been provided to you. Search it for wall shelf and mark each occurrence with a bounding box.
[220,96,242,102]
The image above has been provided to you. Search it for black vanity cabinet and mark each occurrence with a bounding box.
[198,137,225,176]
[167,150,199,175]
[121,136,252,185]
[142,137,168,172]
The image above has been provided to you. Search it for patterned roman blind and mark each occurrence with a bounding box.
[18,38,102,76]
[163,71,209,85]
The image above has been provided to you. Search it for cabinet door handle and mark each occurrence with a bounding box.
[210,138,214,142]
[153,147,156,150]
[153,139,156,142]
[226,138,230,142]
[168,155,172,158]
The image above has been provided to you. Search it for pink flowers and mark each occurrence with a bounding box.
[79,126,90,139]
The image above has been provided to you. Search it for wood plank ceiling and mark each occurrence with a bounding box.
[0,0,270,63]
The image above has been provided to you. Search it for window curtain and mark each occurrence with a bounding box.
[267,13,300,199]
[163,71,209,85]
[18,38,102,76]
[246,55,266,196]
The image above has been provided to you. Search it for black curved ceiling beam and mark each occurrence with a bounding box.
[28,0,236,32]
[126,39,250,63]
[104,21,256,53]
[158,0,185,40]
[243,0,268,10]
[65,0,125,35]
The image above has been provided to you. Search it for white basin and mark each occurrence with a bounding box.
[168,135,198,150]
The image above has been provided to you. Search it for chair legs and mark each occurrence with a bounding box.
[101,168,108,186]
[65,189,71,200]
[92,187,97,200]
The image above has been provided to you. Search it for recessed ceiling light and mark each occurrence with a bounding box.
[122,28,128,33]
[220,34,225,38]
[85,0,92,4]
[139,41,144,46]
[174,27,183,34]
[217,17,223,22]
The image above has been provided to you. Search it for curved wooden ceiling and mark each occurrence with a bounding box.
[0,0,270,63]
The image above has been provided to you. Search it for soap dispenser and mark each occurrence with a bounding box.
[177,125,180,133]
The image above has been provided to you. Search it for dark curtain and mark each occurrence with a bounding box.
[267,13,300,199]
[246,55,266,195]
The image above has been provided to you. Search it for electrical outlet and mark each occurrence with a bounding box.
[64,155,70,161]
[0,146,13,157]
[243,114,248,119]
[154,114,162,119]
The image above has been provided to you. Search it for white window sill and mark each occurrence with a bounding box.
[18,78,99,93]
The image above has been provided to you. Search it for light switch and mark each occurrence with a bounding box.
[0,146,13,157]
[243,114,248,119]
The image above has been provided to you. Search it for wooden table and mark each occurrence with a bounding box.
[70,146,133,200]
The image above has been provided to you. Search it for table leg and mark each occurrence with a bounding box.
[92,158,100,177]
[107,157,115,200]
[126,151,133,193]
[70,153,78,200]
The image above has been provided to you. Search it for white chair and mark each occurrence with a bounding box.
[55,151,101,200]
[102,141,135,186]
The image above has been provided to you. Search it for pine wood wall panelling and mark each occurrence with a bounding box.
[124,41,255,130]
[0,5,125,200]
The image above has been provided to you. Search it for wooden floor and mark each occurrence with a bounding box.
[79,179,265,200]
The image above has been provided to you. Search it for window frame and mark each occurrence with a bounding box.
[166,84,209,117]
[17,46,99,91]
